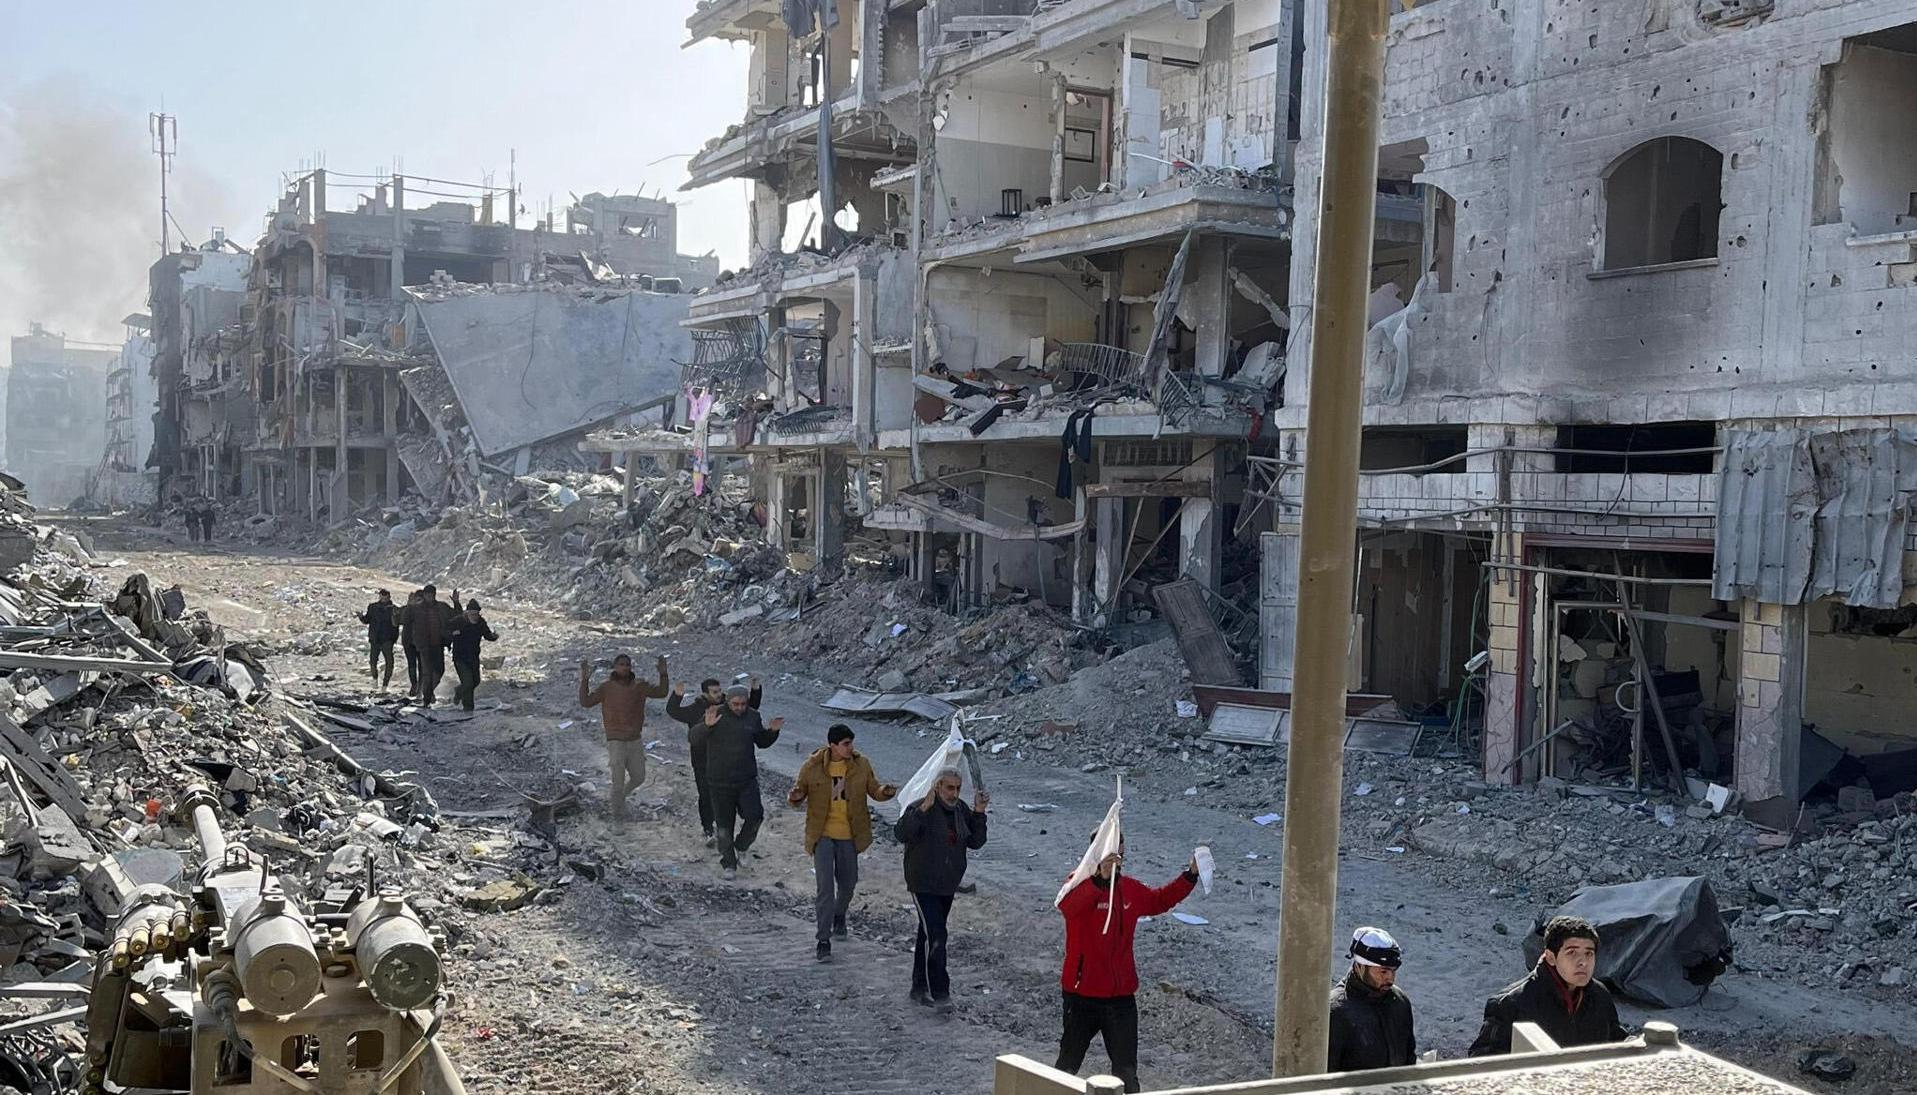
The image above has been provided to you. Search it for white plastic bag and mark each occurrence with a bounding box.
[1194,845,1214,895]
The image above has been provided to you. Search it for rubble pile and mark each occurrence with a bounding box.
[0,482,468,1044]
[1327,752,1917,997]
[763,580,1091,694]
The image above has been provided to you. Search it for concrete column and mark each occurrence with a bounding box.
[767,470,791,550]
[1049,74,1069,205]
[827,6,855,97]
[1179,444,1224,589]
[817,448,846,566]
[1190,237,1233,385]
[390,175,406,299]
[766,305,790,405]
[851,273,875,448]
[382,370,400,501]
[1093,496,1124,626]
[1260,527,1300,690]
[1482,535,1526,784]
[312,168,327,216]
[621,453,636,508]
[1736,600,1806,804]
[751,183,787,265]
[335,367,349,514]
[750,27,791,110]
[1072,486,1094,624]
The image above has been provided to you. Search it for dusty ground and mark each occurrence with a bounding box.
[71,518,1917,1094]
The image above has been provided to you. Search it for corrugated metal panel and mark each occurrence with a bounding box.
[1714,429,1917,609]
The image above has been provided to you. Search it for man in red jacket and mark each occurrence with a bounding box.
[1054,840,1199,1092]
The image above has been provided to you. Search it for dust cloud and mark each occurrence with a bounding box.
[0,78,235,360]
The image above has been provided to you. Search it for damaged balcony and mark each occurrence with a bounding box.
[1015,175,1289,263]
[685,0,782,45]
[684,97,914,189]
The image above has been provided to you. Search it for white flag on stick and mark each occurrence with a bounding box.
[1055,777,1124,931]
[895,715,975,819]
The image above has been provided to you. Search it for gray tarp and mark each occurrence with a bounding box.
[413,289,692,458]
[1523,876,1732,1008]
[1714,428,1917,610]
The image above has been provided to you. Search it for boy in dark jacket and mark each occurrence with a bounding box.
[1327,927,1416,1073]
[357,589,401,688]
[668,676,759,844]
[894,768,988,1009]
[448,600,499,711]
[1468,916,1626,1056]
[699,688,784,876]
[1054,838,1197,1092]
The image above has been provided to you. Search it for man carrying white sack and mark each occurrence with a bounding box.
[1052,795,1202,1093]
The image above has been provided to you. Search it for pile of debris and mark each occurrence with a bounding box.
[0,481,463,1062]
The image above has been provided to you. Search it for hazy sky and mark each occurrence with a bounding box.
[0,2,751,349]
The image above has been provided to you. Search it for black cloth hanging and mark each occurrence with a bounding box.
[1056,407,1096,499]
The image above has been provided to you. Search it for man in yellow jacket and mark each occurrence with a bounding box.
[788,724,897,961]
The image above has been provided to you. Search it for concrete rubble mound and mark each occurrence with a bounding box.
[0,481,461,1079]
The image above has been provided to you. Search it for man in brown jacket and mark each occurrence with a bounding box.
[578,653,670,822]
[788,724,897,961]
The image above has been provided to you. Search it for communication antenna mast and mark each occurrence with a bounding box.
[149,113,177,255]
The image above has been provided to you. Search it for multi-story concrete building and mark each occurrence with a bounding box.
[5,324,116,507]
[245,171,715,520]
[148,235,253,504]
[1261,0,1917,810]
[677,0,1305,623]
[96,313,158,508]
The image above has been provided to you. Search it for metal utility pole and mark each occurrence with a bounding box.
[1272,0,1388,1079]
[149,112,177,255]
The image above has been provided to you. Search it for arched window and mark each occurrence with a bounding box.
[1601,137,1723,270]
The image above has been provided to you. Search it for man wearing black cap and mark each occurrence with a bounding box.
[1327,926,1416,1072]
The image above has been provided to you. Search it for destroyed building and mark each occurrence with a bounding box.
[237,171,712,520]
[1257,0,1917,812]
[661,0,1305,624]
[95,313,158,508]
[4,324,116,509]
[146,234,251,504]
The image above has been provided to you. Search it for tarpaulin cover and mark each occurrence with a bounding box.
[1523,876,1732,1008]
[1714,428,1917,610]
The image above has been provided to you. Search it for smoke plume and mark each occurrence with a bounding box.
[0,78,235,361]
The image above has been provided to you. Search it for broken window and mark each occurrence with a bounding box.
[1600,137,1723,270]
[1555,422,1717,474]
[1360,426,1466,473]
[1815,28,1917,235]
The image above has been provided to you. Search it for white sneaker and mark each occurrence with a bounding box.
[722,866,737,881]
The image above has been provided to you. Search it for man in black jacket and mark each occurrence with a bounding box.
[448,600,499,712]
[1327,927,1416,1072]
[894,767,988,1010]
[699,687,784,879]
[1469,916,1627,1056]
[357,589,401,689]
[667,675,760,845]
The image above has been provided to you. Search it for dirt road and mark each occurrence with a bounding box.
[79,520,1914,1093]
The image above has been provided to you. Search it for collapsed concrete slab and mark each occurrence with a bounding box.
[413,287,695,458]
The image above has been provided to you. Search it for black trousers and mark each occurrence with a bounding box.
[420,645,447,705]
[452,655,480,711]
[911,893,954,999]
[1056,992,1140,1092]
[709,780,764,868]
[689,739,714,834]
[369,641,395,685]
[402,642,422,694]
